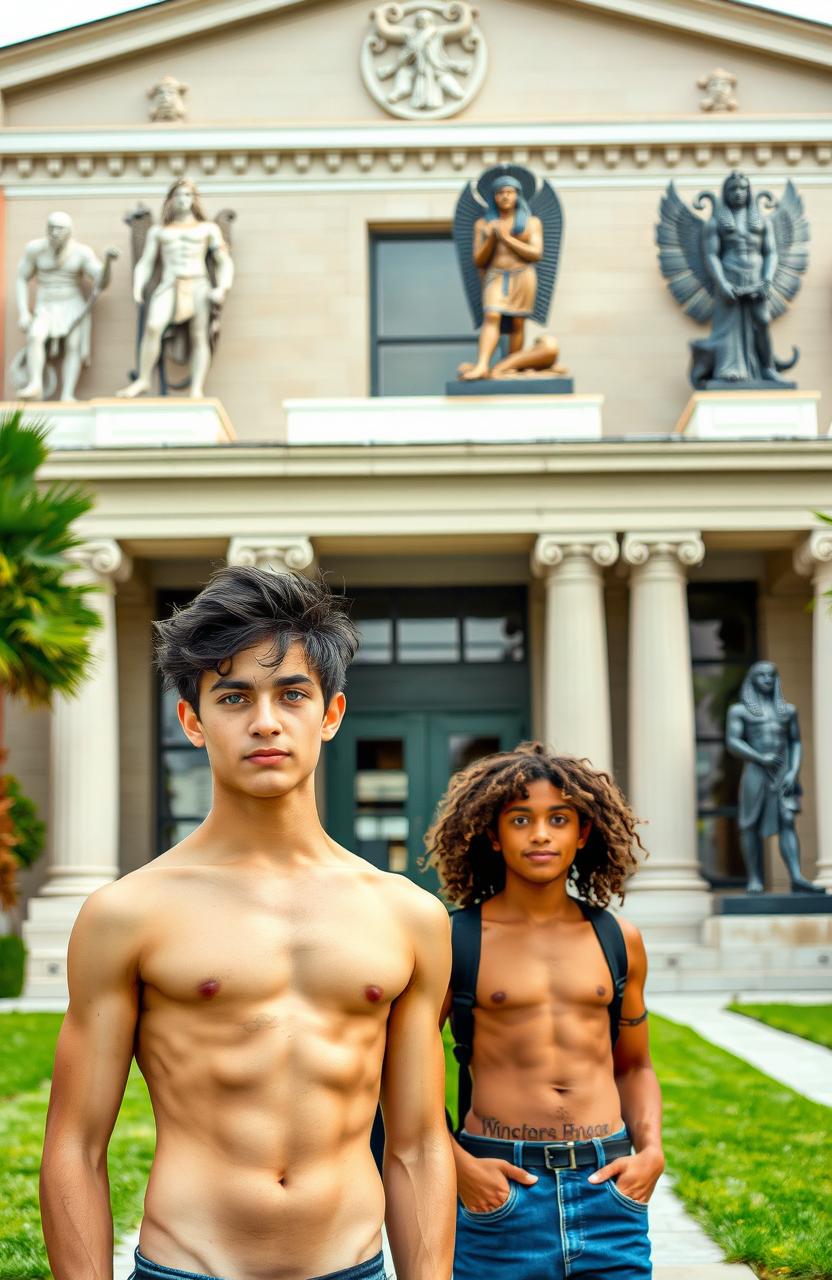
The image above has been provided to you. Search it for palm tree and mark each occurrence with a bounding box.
[0,410,101,909]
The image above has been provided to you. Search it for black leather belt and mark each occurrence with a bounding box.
[459,1132,632,1171]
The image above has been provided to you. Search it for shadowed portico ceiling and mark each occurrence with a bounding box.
[1,0,832,94]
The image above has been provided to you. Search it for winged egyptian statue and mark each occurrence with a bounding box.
[656,172,809,389]
[118,178,236,398]
[453,164,566,382]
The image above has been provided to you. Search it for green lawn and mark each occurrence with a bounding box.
[445,1017,832,1280]
[727,1001,832,1052]
[0,1013,155,1280]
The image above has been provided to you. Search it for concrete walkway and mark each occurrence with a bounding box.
[650,991,832,1107]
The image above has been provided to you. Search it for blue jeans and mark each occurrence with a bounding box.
[454,1130,651,1279]
[130,1246,386,1280]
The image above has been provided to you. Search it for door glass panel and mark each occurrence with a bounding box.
[398,618,459,663]
[163,819,204,849]
[353,618,394,664]
[162,749,212,817]
[354,738,409,873]
[160,687,185,745]
[693,663,746,736]
[449,734,501,775]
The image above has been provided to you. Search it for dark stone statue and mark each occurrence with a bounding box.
[725,661,823,894]
[657,173,809,390]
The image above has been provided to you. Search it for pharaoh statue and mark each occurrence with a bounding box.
[453,164,567,384]
[657,172,809,389]
[117,178,234,399]
[725,661,824,895]
[13,212,118,401]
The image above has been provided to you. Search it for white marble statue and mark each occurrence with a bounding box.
[14,212,117,401]
[117,178,234,399]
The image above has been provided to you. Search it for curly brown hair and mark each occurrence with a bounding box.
[423,742,645,909]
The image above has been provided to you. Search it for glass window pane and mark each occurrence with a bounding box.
[376,341,479,397]
[375,238,473,338]
[689,587,756,660]
[693,663,747,737]
[160,687,186,745]
[696,742,742,810]
[449,734,501,775]
[162,749,212,818]
[398,618,459,663]
[697,813,745,881]
[463,616,525,663]
[163,819,203,849]
[353,618,393,664]
[354,738,409,873]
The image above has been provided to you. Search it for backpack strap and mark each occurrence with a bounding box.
[449,903,482,1133]
[576,900,628,1049]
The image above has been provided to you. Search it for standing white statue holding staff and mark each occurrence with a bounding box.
[117,178,234,399]
[15,212,118,401]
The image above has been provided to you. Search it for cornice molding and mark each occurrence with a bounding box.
[2,118,832,190]
[1,0,831,94]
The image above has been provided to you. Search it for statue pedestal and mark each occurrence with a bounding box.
[0,398,236,448]
[675,390,820,439]
[284,394,603,445]
[446,377,575,396]
[715,892,832,915]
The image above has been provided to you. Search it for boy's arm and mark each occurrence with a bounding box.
[588,919,664,1203]
[40,885,141,1280]
[381,889,455,1280]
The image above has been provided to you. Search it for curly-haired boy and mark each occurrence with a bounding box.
[426,741,664,1280]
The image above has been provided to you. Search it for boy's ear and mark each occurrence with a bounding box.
[178,699,204,748]
[321,691,347,742]
[487,826,501,853]
[577,818,593,850]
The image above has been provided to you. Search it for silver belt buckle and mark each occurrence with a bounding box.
[544,1140,577,1171]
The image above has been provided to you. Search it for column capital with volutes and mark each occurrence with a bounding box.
[793,529,832,580]
[227,536,315,575]
[531,533,619,577]
[622,531,705,570]
[66,539,132,588]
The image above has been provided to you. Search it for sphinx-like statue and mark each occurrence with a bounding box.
[13,212,117,401]
[657,172,809,389]
[452,164,568,384]
[725,661,824,895]
[117,178,234,399]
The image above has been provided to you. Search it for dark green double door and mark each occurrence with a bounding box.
[327,711,526,884]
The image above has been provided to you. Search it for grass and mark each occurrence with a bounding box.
[0,1013,155,1280]
[727,1002,832,1052]
[444,1017,832,1280]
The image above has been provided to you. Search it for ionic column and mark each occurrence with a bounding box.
[531,534,618,772]
[794,530,832,889]
[227,536,315,575]
[622,532,712,942]
[23,539,132,997]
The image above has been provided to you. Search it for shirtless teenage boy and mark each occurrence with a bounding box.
[40,567,454,1280]
[427,742,664,1280]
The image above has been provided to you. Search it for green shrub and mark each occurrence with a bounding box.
[3,778,45,870]
[0,937,25,998]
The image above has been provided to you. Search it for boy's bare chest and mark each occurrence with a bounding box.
[139,875,412,1015]
[476,922,612,1016]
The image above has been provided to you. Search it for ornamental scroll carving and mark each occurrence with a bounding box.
[361,2,487,121]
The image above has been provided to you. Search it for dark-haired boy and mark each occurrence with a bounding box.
[41,567,454,1280]
[427,742,663,1279]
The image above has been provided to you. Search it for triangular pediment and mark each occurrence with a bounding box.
[2,0,832,97]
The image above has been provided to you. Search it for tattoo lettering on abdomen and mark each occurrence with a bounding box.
[480,1116,612,1141]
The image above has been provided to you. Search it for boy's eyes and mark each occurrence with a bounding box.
[218,689,308,706]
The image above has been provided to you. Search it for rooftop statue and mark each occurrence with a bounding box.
[657,173,809,390]
[725,661,824,895]
[13,212,118,401]
[117,178,235,399]
[453,164,567,384]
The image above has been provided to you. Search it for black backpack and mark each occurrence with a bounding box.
[448,900,628,1132]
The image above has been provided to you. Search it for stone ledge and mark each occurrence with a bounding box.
[284,395,604,446]
[0,398,236,448]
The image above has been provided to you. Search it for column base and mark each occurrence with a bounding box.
[22,895,88,998]
[623,877,713,944]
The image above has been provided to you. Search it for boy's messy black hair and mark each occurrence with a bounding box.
[424,741,645,908]
[154,566,360,711]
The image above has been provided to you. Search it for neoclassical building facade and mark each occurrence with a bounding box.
[2,0,832,995]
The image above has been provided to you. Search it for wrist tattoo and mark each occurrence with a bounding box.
[619,1010,648,1027]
